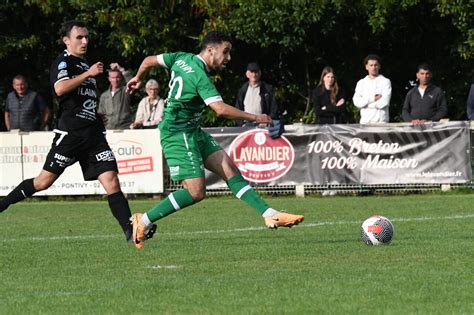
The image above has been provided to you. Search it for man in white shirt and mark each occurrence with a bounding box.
[352,54,392,124]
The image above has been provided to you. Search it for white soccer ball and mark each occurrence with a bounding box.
[360,216,394,245]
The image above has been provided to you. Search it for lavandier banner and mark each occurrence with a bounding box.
[204,122,471,187]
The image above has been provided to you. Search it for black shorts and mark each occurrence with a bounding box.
[43,129,118,181]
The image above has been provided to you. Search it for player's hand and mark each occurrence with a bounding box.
[98,112,108,125]
[88,62,104,77]
[130,122,142,129]
[126,76,142,94]
[255,114,272,124]
[374,94,382,101]
[336,98,345,106]
[411,119,426,126]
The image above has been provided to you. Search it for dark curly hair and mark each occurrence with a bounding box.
[200,31,232,51]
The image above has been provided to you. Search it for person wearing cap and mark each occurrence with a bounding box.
[235,62,279,126]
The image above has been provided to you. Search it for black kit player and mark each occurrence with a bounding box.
[0,20,155,242]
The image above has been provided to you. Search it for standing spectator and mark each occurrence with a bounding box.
[466,84,474,120]
[98,63,134,129]
[352,54,391,124]
[402,63,448,125]
[312,66,347,124]
[4,75,50,131]
[130,79,165,129]
[0,20,156,242]
[235,62,279,126]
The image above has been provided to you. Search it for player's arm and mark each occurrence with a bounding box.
[126,56,160,93]
[54,62,104,97]
[352,81,370,109]
[4,111,10,131]
[41,107,50,129]
[209,101,272,124]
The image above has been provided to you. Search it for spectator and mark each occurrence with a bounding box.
[402,63,448,125]
[466,84,474,120]
[130,79,165,129]
[312,66,347,124]
[98,63,134,129]
[235,62,279,126]
[352,54,391,124]
[4,75,50,131]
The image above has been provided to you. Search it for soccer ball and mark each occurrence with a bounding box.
[360,216,394,245]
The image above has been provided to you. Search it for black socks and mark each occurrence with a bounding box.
[0,178,36,212]
[107,191,133,241]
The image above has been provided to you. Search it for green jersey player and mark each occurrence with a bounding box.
[126,31,304,250]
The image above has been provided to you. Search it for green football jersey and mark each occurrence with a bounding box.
[157,52,223,132]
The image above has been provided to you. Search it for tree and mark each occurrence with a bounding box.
[1,0,472,129]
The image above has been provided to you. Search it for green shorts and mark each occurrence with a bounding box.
[161,128,222,181]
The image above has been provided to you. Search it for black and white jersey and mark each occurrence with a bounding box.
[50,50,102,135]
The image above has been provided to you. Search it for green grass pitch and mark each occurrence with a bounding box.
[1,193,473,314]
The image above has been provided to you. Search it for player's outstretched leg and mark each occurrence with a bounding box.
[0,178,37,213]
[226,173,304,229]
[131,189,195,249]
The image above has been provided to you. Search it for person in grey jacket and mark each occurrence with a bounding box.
[4,75,50,131]
[98,63,134,129]
[235,62,279,126]
[402,63,448,125]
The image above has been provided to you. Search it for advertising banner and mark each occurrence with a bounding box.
[205,122,471,187]
[0,132,24,194]
[0,130,163,196]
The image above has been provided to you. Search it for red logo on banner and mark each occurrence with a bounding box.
[229,129,294,183]
[117,157,154,175]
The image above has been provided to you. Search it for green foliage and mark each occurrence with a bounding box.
[0,1,472,128]
[437,0,474,59]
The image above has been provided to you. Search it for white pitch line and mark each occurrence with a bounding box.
[146,265,181,269]
[2,214,473,242]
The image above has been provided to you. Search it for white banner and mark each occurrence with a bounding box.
[0,132,23,194]
[0,130,163,196]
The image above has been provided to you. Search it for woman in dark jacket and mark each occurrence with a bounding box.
[312,66,347,124]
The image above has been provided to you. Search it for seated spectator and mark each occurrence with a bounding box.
[312,66,347,124]
[467,84,474,120]
[130,79,165,129]
[4,75,50,131]
[352,54,391,124]
[402,63,448,125]
[98,63,134,129]
[235,62,279,126]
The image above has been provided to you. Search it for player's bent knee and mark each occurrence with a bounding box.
[33,179,53,191]
[190,190,206,202]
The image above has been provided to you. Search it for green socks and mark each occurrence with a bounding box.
[226,173,269,214]
[146,189,194,222]
[145,174,268,223]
